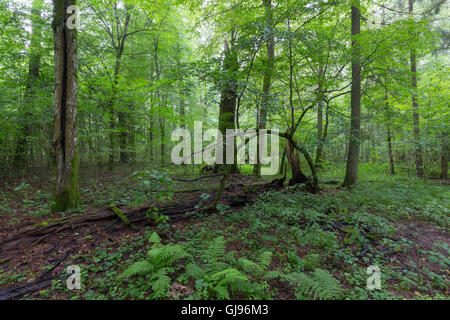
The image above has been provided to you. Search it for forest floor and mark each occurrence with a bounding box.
[0,165,448,300]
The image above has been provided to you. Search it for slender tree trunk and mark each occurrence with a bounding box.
[152,38,167,164]
[160,112,166,163]
[119,109,130,164]
[107,8,130,169]
[387,126,395,175]
[315,70,325,167]
[343,0,361,187]
[108,54,121,170]
[322,103,329,161]
[14,0,44,171]
[254,0,274,176]
[51,0,80,212]
[441,132,448,179]
[384,85,395,175]
[409,0,424,178]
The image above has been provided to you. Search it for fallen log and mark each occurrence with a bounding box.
[0,178,284,259]
[0,251,71,300]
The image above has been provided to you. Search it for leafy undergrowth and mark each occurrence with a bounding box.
[3,173,446,300]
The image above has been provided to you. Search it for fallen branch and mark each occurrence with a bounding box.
[109,204,137,230]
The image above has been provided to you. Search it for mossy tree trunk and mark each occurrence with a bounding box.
[215,39,239,174]
[52,0,80,212]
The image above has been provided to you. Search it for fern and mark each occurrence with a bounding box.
[186,263,206,279]
[185,237,274,299]
[147,244,189,266]
[288,268,341,300]
[148,232,161,244]
[257,251,273,272]
[120,233,190,299]
[204,236,227,272]
[237,258,259,274]
[120,260,153,279]
[151,269,171,299]
[213,285,230,299]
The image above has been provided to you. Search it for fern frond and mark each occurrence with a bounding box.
[257,251,273,272]
[288,269,341,300]
[265,270,284,280]
[204,236,226,267]
[213,285,230,299]
[148,232,161,244]
[147,246,164,264]
[120,260,153,279]
[311,269,341,300]
[186,263,206,279]
[147,244,189,266]
[151,270,171,299]
[162,244,189,265]
[210,268,249,288]
[237,258,259,274]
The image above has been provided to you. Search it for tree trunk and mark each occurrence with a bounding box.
[215,40,238,174]
[14,0,44,171]
[51,0,80,212]
[385,85,395,175]
[409,0,424,178]
[119,110,129,164]
[343,0,361,187]
[441,132,448,179]
[108,8,131,169]
[254,0,274,176]
[315,69,325,168]
[286,141,309,186]
[387,126,395,175]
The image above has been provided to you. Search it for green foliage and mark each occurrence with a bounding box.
[185,237,274,299]
[288,269,342,300]
[131,170,174,206]
[120,232,189,298]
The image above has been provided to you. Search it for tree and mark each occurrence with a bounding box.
[51,0,80,212]
[254,0,275,176]
[343,0,361,187]
[216,38,239,174]
[409,0,425,177]
[13,0,44,170]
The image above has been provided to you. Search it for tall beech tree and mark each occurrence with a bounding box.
[254,0,275,177]
[51,0,80,212]
[343,0,361,187]
[409,0,424,178]
[13,0,44,170]
[215,39,239,174]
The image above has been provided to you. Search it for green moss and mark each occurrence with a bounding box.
[52,151,81,212]
[109,204,136,229]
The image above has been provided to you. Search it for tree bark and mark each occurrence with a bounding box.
[343,0,361,187]
[441,132,448,179]
[215,39,238,174]
[384,85,395,175]
[254,0,275,176]
[286,141,309,186]
[51,0,80,212]
[409,0,424,178]
[315,68,326,168]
